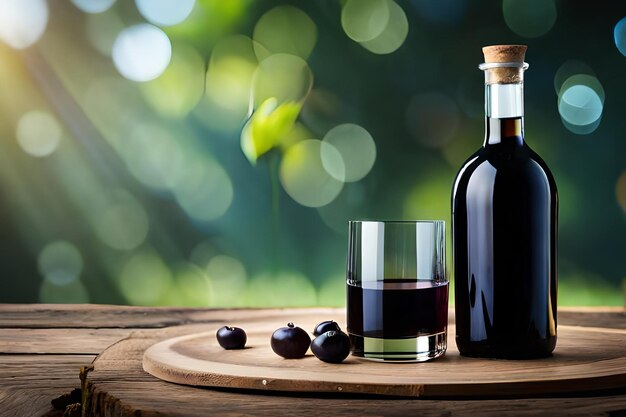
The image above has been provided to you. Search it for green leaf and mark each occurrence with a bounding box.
[240,98,302,164]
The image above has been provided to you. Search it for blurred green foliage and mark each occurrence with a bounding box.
[0,0,624,307]
[241,98,302,164]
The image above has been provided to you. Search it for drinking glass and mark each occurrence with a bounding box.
[346,220,448,362]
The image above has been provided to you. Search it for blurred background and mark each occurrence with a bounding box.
[0,0,624,307]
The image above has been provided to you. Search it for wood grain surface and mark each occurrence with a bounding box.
[0,354,95,417]
[142,312,626,397]
[1,304,624,417]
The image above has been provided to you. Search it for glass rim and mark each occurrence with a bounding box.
[348,220,445,225]
[478,61,529,71]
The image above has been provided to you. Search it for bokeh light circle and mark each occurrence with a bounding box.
[172,157,234,222]
[175,263,211,307]
[37,240,83,286]
[559,118,602,136]
[206,255,247,307]
[557,74,605,134]
[189,240,217,267]
[406,92,460,148]
[0,0,48,49]
[16,110,62,157]
[71,0,116,14]
[95,190,149,251]
[206,37,258,112]
[118,250,173,305]
[206,57,256,112]
[360,0,408,55]
[341,0,390,42]
[614,17,626,57]
[209,35,259,68]
[253,5,317,60]
[558,73,605,103]
[502,0,556,38]
[141,43,205,118]
[554,60,595,95]
[207,255,246,281]
[280,139,344,208]
[252,53,313,107]
[322,124,376,182]
[135,0,195,27]
[616,170,626,213]
[558,85,603,126]
[318,141,345,183]
[112,23,172,82]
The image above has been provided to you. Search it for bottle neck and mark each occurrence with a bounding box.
[484,82,524,146]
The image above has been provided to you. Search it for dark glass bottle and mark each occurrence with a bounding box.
[452,46,558,359]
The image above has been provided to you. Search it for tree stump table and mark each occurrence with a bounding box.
[0,304,625,416]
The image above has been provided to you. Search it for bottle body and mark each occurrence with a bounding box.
[452,117,558,358]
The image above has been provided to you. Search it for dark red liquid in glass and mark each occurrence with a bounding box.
[347,280,449,339]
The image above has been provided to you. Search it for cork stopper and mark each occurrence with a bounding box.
[482,45,527,63]
[481,44,528,84]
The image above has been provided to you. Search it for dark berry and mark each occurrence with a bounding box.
[270,322,311,359]
[216,326,247,349]
[313,320,341,337]
[311,331,351,363]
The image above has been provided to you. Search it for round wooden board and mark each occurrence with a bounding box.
[143,312,626,397]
